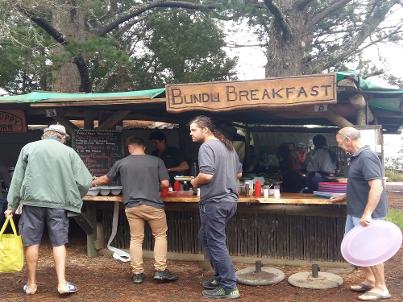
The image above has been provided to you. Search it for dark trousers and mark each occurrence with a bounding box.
[0,198,7,226]
[198,202,237,290]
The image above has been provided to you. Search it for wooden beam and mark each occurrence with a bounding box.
[29,98,166,107]
[348,94,375,124]
[84,113,97,130]
[53,113,79,135]
[323,109,354,128]
[98,110,131,130]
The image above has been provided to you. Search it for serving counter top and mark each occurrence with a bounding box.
[83,192,345,205]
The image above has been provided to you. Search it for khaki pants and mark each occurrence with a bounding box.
[125,204,168,273]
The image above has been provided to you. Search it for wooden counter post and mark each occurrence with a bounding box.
[85,203,98,257]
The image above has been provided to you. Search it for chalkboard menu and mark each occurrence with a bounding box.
[73,130,123,176]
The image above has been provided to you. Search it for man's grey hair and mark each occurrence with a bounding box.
[41,130,66,143]
[338,127,361,140]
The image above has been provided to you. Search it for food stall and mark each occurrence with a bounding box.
[1,72,402,263]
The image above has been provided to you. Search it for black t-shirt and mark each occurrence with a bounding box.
[107,154,169,208]
[346,146,387,218]
[152,147,187,181]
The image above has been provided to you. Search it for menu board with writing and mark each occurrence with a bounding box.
[73,130,122,176]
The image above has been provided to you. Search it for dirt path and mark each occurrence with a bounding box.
[0,193,401,302]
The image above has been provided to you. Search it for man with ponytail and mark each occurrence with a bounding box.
[190,116,242,299]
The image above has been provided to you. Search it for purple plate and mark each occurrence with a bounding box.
[341,220,402,267]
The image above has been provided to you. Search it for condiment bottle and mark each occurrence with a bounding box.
[254,180,262,197]
[173,180,181,192]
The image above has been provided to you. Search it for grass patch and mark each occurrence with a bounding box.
[386,208,403,229]
[385,169,403,182]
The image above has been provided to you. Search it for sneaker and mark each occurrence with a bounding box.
[132,273,145,284]
[23,284,37,295]
[153,269,178,282]
[202,279,219,290]
[202,286,240,299]
[57,282,77,295]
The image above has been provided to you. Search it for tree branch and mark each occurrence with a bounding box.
[263,0,291,38]
[309,2,400,72]
[16,5,92,92]
[96,1,219,36]
[311,23,402,73]
[17,5,68,45]
[294,0,315,10]
[363,70,384,79]
[307,0,353,29]
[116,16,146,38]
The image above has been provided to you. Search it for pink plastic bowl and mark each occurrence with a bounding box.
[341,220,402,267]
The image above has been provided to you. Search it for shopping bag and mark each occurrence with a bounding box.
[0,216,24,273]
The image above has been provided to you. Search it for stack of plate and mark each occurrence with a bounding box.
[318,182,347,193]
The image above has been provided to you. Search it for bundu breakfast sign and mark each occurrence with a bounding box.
[166,73,336,113]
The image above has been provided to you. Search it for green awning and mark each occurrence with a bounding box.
[337,71,403,113]
[0,88,165,104]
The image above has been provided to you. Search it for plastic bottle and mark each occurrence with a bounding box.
[254,180,262,197]
[173,180,181,192]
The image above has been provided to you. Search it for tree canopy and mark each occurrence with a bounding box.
[0,0,402,94]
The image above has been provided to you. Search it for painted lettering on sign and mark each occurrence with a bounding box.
[166,74,336,112]
[0,110,27,133]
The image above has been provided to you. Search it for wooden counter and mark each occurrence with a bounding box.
[83,192,345,205]
[80,192,346,262]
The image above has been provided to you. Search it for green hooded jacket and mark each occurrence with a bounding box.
[7,138,92,213]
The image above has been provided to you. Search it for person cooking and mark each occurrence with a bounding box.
[304,135,336,192]
[149,130,189,183]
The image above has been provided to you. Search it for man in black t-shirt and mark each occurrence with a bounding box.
[330,127,390,300]
[92,137,177,284]
[149,131,189,183]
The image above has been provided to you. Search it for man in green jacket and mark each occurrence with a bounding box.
[4,124,92,295]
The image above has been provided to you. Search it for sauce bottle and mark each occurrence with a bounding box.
[173,180,181,192]
[254,180,262,197]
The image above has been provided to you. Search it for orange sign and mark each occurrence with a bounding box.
[166,74,336,113]
[0,110,27,133]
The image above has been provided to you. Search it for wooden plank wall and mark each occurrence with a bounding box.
[100,206,346,262]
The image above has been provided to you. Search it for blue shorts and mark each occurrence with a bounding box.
[344,214,384,235]
[19,205,69,247]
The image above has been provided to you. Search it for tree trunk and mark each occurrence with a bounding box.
[265,8,309,77]
[51,0,87,92]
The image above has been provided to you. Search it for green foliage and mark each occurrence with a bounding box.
[386,208,403,230]
[0,3,237,93]
[0,25,53,94]
[127,10,237,89]
[385,170,403,182]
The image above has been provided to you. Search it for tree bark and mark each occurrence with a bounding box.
[51,0,89,92]
[264,2,310,77]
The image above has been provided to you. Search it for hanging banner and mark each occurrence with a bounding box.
[0,110,27,133]
[166,73,336,113]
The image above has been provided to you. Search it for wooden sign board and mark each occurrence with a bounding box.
[72,130,122,176]
[0,110,27,133]
[166,74,336,113]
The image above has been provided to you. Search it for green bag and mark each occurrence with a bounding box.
[0,216,24,273]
